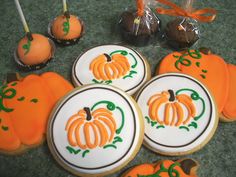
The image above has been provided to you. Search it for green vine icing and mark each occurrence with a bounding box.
[30,98,38,103]
[173,49,208,79]
[123,70,137,79]
[92,79,112,85]
[66,146,90,158]
[176,88,205,121]
[138,162,181,177]
[63,17,70,35]
[0,85,16,112]
[22,39,31,55]
[0,118,9,131]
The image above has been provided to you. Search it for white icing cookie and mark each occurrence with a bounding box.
[47,84,144,176]
[135,73,218,156]
[72,44,150,95]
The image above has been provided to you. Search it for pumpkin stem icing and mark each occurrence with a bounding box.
[104,53,112,62]
[168,89,175,102]
[84,107,92,121]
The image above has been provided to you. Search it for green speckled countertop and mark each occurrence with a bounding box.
[0,0,236,177]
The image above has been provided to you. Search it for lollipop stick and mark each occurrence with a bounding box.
[14,0,29,33]
[63,0,70,18]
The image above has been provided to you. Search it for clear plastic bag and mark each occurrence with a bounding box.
[156,0,216,50]
[165,17,200,49]
[119,0,161,46]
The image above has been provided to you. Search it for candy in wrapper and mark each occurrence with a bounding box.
[119,0,161,46]
[156,0,217,50]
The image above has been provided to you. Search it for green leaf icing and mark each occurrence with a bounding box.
[22,39,31,55]
[11,82,17,86]
[82,150,90,158]
[66,146,81,154]
[17,97,25,101]
[2,126,9,131]
[30,98,38,103]
[179,126,190,131]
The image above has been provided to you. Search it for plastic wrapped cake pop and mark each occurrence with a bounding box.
[119,0,161,46]
[156,0,217,49]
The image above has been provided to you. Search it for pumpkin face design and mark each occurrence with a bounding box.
[89,50,138,84]
[65,107,116,149]
[148,89,196,127]
[65,100,125,157]
[123,159,199,177]
[0,72,73,153]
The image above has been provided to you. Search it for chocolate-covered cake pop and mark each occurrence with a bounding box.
[119,0,161,46]
[165,18,199,49]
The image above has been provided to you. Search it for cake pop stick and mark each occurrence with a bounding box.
[62,0,70,18]
[14,0,33,40]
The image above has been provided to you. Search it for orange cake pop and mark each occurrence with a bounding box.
[51,14,82,40]
[17,33,53,67]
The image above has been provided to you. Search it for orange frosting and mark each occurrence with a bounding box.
[222,64,236,120]
[123,159,198,177]
[17,33,52,65]
[90,54,130,81]
[0,72,73,152]
[65,107,116,150]
[51,15,82,40]
[158,50,229,114]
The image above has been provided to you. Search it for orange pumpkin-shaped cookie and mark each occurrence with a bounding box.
[158,49,229,116]
[51,14,82,40]
[148,90,196,126]
[0,72,73,154]
[17,33,52,65]
[123,159,199,177]
[90,53,131,81]
[65,107,116,149]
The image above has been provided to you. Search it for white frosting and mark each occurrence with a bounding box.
[72,44,149,95]
[136,73,217,154]
[48,84,142,175]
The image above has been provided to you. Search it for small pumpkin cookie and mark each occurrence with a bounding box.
[47,84,144,176]
[72,44,151,95]
[158,48,236,122]
[0,72,73,154]
[123,158,199,177]
[135,73,218,156]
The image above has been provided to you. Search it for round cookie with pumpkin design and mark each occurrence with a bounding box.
[72,44,151,95]
[15,33,55,71]
[48,13,84,45]
[135,73,218,156]
[47,84,144,176]
[122,158,199,177]
[158,48,236,122]
[0,72,73,154]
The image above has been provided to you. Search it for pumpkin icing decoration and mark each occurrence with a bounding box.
[0,72,73,153]
[65,107,117,149]
[147,89,196,126]
[123,158,199,177]
[90,53,131,81]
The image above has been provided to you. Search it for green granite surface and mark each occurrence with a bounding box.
[0,0,236,176]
